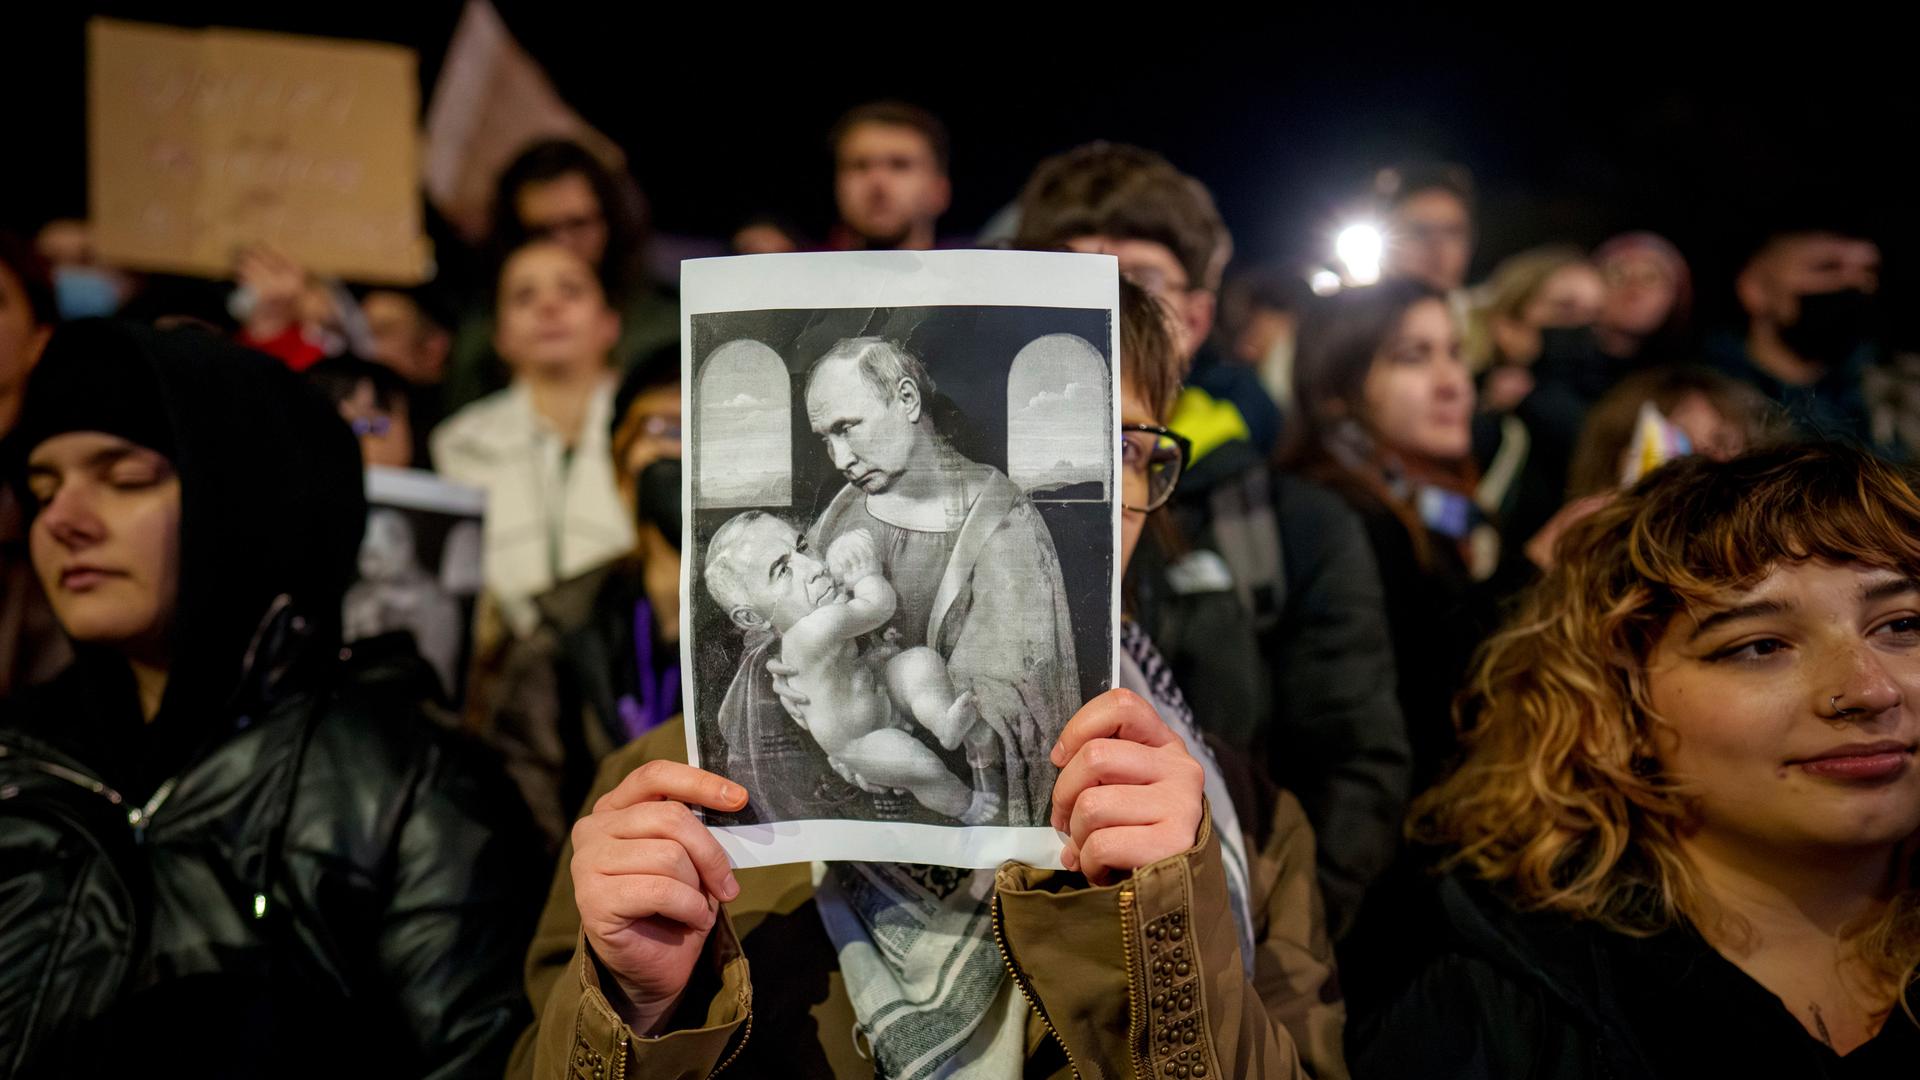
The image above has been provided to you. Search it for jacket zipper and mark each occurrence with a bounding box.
[0,745,126,808]
[1116,884,1152,1078]
[991,890,1083,1079]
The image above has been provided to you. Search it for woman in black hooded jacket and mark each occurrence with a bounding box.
[0,320,545,1078]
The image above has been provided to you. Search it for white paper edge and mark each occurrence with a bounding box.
[678,249,1124,872]
[364,464,486,517]
[710,822,1066,870]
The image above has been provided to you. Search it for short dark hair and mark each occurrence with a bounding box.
[1120,277,1182,421]
[307,355,410,414]
[1014,142,1232,291]
[1374,161,1477,218]
[0,230,57,327]
[487,139,646,282]
[610,340,681,446]
[830,101,951,174]
[358,283,457,336]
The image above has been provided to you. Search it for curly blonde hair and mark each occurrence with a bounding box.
[1414,442,1920,998]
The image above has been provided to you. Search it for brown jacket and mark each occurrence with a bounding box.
[509,718,1346,1079]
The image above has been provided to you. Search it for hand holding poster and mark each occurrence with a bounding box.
[681,250,1121,869]
[88,18,429,284]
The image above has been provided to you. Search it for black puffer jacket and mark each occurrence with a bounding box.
[0,321,545,1078]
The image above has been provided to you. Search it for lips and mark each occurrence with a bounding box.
[59,566,121,592]
[1790,740,1915,782]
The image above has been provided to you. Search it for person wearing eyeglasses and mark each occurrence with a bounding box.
[441,139,680,415]
[307,355,418,469]
[507,277,1347,1080]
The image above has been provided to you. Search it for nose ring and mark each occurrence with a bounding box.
[1830,694,1860,718]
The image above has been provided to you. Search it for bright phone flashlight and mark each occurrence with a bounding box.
[1334,222,1385,286]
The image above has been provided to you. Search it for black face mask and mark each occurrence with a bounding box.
[635,458,682,549]
[1779,288,1878,368]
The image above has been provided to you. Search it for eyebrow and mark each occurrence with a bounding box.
[1685,576,1920,642]
[26,446,144,477]
[1687,599,1789,642]
[1861,576,1920,603]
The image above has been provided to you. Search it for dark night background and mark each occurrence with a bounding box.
[8,5,1917,339]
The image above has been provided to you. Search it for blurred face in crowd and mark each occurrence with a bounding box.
[1665,393,1747,463]
[1066,235,1211,364]
[1363,296,1473,462]
[732,222,802,256]
[494,243,620,380]
[26,432,181,659]
[806,352,925,495]
[1387,188,1474,293]
[1737,232,1882,327]
[1599,248,1681,340]
[334,378,413,470]
[516,171,610,270]
[619,385,682,486]
[0,261,52,434]
[1646,560,1920,862]
[1493,261,1606,366]
[362,291,451,386]
[834,122,950,249]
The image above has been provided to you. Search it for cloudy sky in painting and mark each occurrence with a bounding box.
[1005,333,1111,498]
[696,339,792,507]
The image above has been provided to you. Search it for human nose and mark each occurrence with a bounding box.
[35,482,104,551]
[1816,641,1904,724]
[826,435,856,473]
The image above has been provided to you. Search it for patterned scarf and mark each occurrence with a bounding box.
[814,623,1257,1077]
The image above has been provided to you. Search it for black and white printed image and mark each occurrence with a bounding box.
[343,467,485,703]
[681,251,1119,869]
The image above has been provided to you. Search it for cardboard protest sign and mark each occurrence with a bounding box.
[88,18,430,284]
[680,250,1122,870]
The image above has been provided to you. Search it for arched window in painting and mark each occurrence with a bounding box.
[1006,333,1111,502]
[695,339,792,508]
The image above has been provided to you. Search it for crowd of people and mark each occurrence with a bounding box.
[1,94,1915,1079]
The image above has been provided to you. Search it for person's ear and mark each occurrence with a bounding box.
[928,174,952,219]
[1182,290,1217,356]
[1734,265,1773,323]
[896,378,923,423]
[730,606,767,632]
[594,306,622,356]
[422,328,453,376]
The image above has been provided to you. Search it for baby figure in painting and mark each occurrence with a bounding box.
[704,513,1001,824]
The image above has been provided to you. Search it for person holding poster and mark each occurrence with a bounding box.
[511,273,1345,1080]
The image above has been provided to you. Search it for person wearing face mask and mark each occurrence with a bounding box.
[0,231,67,699]
[1709,223,1888,451]
[431,240,637,645]
[34,218,135,321]
[480,343,684,849]
[0,320,544,1078]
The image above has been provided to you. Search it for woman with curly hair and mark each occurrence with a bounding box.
[1354,442,1919,1078]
